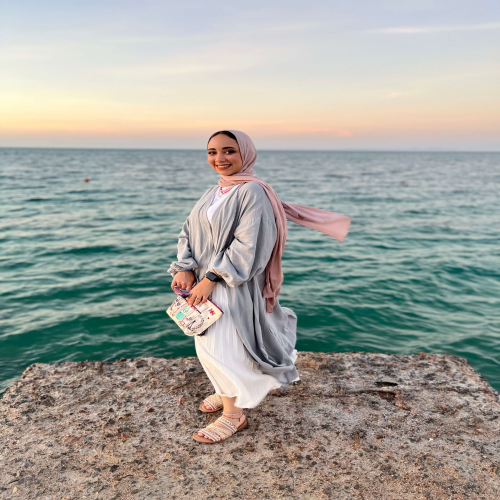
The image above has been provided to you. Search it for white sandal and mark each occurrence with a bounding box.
[199,393,223,413]
[193,409,247,443]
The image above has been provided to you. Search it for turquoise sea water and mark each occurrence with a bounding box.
[1,148,499,393]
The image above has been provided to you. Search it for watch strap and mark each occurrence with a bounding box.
[205,271,222,282]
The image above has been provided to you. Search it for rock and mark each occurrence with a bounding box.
[0,352,499,499]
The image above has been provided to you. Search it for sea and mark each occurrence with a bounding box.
[1,148,499,393]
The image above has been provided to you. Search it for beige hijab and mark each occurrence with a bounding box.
[216,130,351,312]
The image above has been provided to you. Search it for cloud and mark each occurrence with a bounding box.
[366,22,500,34]
[285,126,353,137]
[100,42,288,78]
[256,125,354,137]
[0,43,78,63]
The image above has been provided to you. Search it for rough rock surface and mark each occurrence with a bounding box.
[1,351,499,500]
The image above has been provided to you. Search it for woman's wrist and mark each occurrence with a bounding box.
[205,270,222,282]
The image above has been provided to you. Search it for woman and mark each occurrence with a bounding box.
[168,130,350,444]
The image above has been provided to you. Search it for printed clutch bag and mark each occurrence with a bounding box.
[166,288,223,336]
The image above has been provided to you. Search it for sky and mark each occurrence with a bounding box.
[1,0,500,150]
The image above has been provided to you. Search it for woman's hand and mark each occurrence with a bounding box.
[186,278,216,306]
[171,271,196,292]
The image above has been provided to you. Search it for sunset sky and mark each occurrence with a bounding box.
[1,0,500,150]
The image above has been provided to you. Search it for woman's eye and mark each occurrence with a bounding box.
[225,150,236,154]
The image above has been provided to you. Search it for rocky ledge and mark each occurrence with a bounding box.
[1,351,499,500]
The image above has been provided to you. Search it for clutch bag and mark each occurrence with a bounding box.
[166,287,223,336]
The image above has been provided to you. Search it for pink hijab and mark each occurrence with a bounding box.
[214,130,351,313]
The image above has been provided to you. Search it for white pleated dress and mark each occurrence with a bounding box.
[194,185,299,409]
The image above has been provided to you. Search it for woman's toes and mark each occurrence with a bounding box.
[198,431,214,441]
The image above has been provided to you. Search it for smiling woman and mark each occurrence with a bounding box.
[168,129,351,444]
[206,131,243,176]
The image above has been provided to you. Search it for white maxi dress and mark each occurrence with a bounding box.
[194,185,299,409]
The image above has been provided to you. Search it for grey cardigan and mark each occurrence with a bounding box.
[168,182,299,385]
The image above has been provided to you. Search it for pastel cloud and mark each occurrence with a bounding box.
[367,22,500,34]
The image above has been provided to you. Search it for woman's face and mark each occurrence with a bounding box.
[207,134,243,176]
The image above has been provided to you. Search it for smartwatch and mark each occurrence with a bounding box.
[205,271,222,282]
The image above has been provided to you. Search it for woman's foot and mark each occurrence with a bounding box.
[200,393,223,412]
[197,409,246,442]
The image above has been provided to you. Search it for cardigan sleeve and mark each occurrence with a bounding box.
[167,217,199,276]
[210,183,277,287]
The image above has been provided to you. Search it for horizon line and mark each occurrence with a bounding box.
[1,146,500,154]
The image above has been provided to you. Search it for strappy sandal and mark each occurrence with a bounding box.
[193,409,247,444]
[199,393,223,413]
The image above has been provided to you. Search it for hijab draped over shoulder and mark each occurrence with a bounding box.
[214,130,351,313]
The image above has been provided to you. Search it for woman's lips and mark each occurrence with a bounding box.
[216,164,231,170]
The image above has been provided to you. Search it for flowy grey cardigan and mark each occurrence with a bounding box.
[168,182,299,385]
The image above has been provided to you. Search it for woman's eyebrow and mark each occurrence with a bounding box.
[207,146,236,151]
